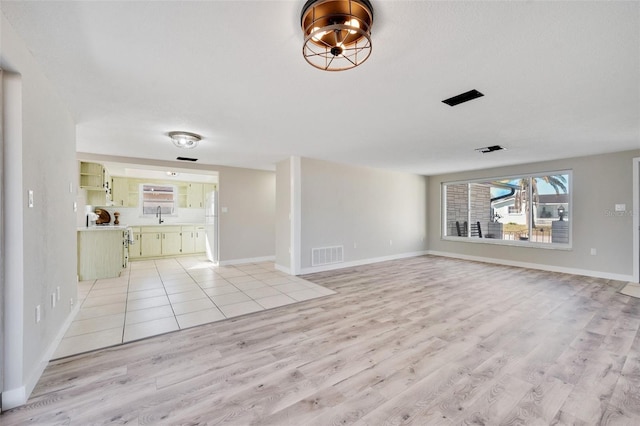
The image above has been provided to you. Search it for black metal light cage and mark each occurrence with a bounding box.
[301,0,374,71]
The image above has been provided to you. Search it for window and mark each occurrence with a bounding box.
[140,184,177,216]
[442,171,571,247]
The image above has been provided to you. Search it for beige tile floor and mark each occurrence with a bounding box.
[53,256,335,359]
[621,281,640,298]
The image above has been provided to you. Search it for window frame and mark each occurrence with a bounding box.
[441,169,573,250]
[139,183,178,217]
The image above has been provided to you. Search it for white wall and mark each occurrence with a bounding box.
[428,149,640,280]
[1,13,78,409]
[216,165,275,263]
[299,158,428,272]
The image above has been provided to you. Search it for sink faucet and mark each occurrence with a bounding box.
[156,206,164,224]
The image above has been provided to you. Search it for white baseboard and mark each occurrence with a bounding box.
[299,251,429,275]
[427,250,634,282]
[1,386,26,411]
[219,255,275,266]
[26,301,82,401]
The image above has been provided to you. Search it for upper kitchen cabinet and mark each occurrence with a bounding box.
[81,161,112,206]
[187,183,204,208]
[79,162,105,190]
[111,177,129,207]
[204,183,217,196]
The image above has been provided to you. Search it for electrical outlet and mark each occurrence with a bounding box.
[590,248,597,256]
[51,293,56,308]
[69,182,73,193]
[353,242,357,249]
[56,286,61,301]
[35,305,41,323]
[28,190,34,208]
[389,239,393,246]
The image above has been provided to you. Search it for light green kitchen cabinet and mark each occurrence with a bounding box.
[195,226,206,253]
[77,228,126,280]
[181,226,195,254]
[127,180,139,207]
[140,232,162,257]
[187,183,204,208]
[161,230,182,255]
[111,177,129,207]
[79,161,104,190]
[129,227,142,259]
[203,183,217,197]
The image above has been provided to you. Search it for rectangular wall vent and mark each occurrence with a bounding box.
[442,89,484,106]
[176,156,198,162]
[475,145,505,154]
[311,245,344,267]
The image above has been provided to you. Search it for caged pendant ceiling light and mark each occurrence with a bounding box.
[301,0,374,71]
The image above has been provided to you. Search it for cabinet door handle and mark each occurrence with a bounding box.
[191,232,194,238]
[157,234,160,239]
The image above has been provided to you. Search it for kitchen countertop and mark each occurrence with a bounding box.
[78,223,205,231]
[78,225,129,231]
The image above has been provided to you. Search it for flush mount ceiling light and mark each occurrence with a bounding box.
[301,0,374,71]
[169,131,201,149]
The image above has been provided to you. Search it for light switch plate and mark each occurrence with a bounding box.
[28,190,34,208]
[221,207,228,213]
[615,204,626,212]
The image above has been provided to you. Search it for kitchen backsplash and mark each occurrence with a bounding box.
[80,206,206,227]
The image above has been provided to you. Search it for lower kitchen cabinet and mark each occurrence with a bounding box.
[129,228,142,259]
[131,225,203,259]
[140,232,162,257]
[78,228,128,280]
[161,229,182,255]
[181,226,195,254]
[195,226,206,253]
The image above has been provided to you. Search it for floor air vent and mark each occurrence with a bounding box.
[311,245,344,267]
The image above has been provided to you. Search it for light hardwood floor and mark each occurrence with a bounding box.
[2,255,640,425]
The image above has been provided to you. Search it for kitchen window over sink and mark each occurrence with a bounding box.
[140,184,177,216]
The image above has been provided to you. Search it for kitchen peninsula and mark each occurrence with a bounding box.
[77,225,129,280]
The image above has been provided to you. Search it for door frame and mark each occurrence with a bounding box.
[633,157,639,283]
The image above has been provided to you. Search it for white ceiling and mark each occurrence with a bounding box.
[2,0,639,175]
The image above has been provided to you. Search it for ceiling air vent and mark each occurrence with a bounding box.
[475,145,505,154]
[442,89,484,107]
[176,156,198,162]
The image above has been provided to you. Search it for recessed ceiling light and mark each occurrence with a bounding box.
[442,89,484,107]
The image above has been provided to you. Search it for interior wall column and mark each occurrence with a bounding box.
[1,71,26,410]
[290,156,301,275]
